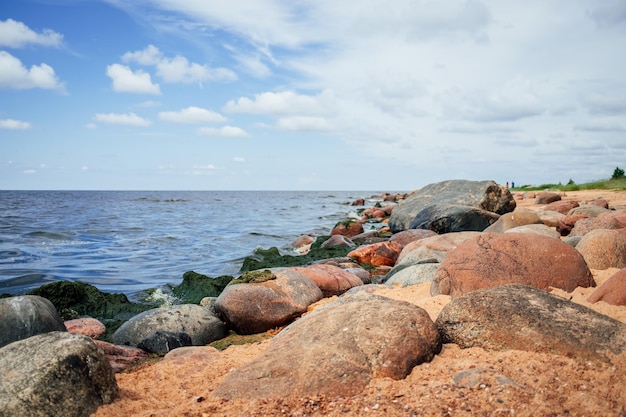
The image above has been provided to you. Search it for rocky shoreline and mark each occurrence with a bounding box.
[1,180,626,416]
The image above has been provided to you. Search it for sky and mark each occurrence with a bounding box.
[0,0,625,191]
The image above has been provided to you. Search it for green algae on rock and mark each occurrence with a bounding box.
[171,271,233,303]
[228,269,276,285]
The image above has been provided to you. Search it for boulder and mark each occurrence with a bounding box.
[589,197,609,209]
[293,264,363,297]
[409,204,500,233]
[483,207,542,233]
[384,262,440,287]
[213,268,322,335]
[94,340,150,373]
[568,205,611,217]
[587,268,626,306]
[388,180,515,232]
[330,219,364,238]
[347,241,402,267]
[319,234,356,248]
[431,233,595,298]
[0,295,66,349]
[137,331,193,355]
[535,210,565,228]
[397,231,481,265]
[543,200,579,214]
[171,271,233,304]
[214,293,441,399]
[576,229,626,269]
[0,332,119,417]
[504,224,561,239]
[534,192,561,204]
[556,213,589,236]
[436,284,626,364]
[570,211,626,236]
[388,229,437,248]
[64,317,106,339]
[112,304,227,347]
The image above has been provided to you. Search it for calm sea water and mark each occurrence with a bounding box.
[0,190,377,299]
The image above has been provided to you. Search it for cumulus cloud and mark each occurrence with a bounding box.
[0,118,31,129]
[0,18,63,48]
[93,112,152,127]
[0,51,64,90]
[158,106,227,124]
[197,125,249,137]
[106,63,161,95]
[120,44,236,85]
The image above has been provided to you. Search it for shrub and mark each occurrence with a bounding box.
[612,166,625,179]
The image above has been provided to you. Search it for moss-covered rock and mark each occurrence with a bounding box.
[28,281,157,322]
[239,236,353,272]
[229,269,276,285]
[171,271,233,304]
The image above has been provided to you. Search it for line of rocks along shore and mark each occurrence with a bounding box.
[1,178,626,417]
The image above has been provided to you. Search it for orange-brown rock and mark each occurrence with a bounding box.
[431,233,595,298]
[543,200,579,214]
[556,213,589,236]
[388,229,437,248]
[330,220,364,238]
[570,211,626,236]
[483,207,542,233]
[347,241,402,266]
[293,264,363,297]
[576,229,626,269]
[587,268,626,306]
[65,317,106,339]
[535,192,561,204]
[94,340,150,373]
[397,232,481,264]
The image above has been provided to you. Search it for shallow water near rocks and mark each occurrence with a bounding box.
[0,190,379,299]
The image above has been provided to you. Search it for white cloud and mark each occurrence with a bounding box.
[0,51,64,90]
[276,116,332,132]
[158,106,227,124]
[106,63,161,95]
[0,19,63,48]
[93,112,152,127]
[224,89,336,115]
[197,125,249,137]
[120,44,236,84]
[233,156,246,163]
[85,123,97,129]
[23,169,36,174]
[0,118,31,129]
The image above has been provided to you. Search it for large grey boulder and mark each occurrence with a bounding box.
[213,268,323,335]
[389,180,515,232]
[112,303,227,347]
[0,295,66,348]
[214,292,441,399]
[0,331,119,417]
[384,261,440,287]
[436,284,626,364]
[408,204,500,233]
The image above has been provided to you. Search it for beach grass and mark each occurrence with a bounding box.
[512,177,626,192]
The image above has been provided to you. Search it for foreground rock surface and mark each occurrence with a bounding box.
[436,284,626,363]
[588,268,626,306]
[432,233,595,297]
[214,292,441,399]
[0,331,118,417]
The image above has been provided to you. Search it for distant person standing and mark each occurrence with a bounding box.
[511,181,515,188]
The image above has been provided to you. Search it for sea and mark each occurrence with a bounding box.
[0,190,381,301]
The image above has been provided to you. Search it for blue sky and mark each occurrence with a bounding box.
[1,0,625,190]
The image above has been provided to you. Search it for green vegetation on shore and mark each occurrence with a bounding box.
[511,176,626,192]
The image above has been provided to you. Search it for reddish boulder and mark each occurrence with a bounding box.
[543,200,579,214]
[330,219,364,238]
[351,198,365,206]
[319,234,355,248]
[576,229,626,269]
[483,207,542,233]
[388,229,437,248]
[432,233,595,298]
[589,198,609,209]
[347,241,402,266]
[214,293,441,399]
[94,340,150,373]
[587,268,626,306]
[556,213,589,236]
[293,264,363,297]
[535,192,561,204]
[213,269,323,335]
[291,234,316,249]
[65,318,106,339]
[570,211,626,236]
[397,231,481,264]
